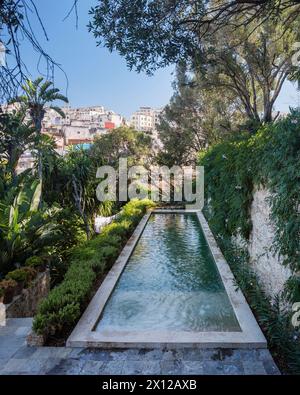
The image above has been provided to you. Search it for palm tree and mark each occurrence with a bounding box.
[11,78,68,183]
[0,109,35,179]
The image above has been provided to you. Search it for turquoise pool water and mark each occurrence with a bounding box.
[95,213,241,332]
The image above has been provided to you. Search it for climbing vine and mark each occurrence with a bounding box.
[199,109,300,302]
[199,111,300,373]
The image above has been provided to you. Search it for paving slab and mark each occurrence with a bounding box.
[80,360,105,375]
[222,363,244,375]
[122,360,146,375]
[0,315,280,375]
[12,345,38,359]
[40,357,65,374]
[243,361,267,375]
[263,359,281,375]
[46,358,85,375]
[1,358,45,374]
[160,360,183,375]
[31,347,72,360]
[202,361,225,375]
[98,360,125,375]
[182,361,205,375]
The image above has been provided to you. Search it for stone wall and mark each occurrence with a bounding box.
[247,188,291,298]
[5,270,50,319]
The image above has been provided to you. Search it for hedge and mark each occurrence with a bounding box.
[33,198,155,339]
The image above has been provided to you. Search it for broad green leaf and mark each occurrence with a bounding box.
[30,182,42,211]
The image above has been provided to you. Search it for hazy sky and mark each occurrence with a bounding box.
[17,0,300,118]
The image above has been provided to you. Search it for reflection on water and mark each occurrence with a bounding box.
[96,214,241,332]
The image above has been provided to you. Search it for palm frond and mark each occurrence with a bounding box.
[50,93,69,103]
[39,80,53,98]
[33,77,44,89]
[50,106,66,118]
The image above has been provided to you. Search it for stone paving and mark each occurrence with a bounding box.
[0,318,281,375]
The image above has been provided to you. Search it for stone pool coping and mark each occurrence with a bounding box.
[67,209,267,349]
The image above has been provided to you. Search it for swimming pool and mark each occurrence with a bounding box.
[67,209,266,348]
[96,213,240,333]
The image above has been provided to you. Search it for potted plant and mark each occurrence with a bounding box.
[0,279,18,304]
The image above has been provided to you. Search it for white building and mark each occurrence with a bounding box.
[130,107,162,133]
[43,106,125,149]
[2,105,125,173]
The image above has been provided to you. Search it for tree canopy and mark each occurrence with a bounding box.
[89,0,300,73]
[91,126,152,167]
[157,63,241,166]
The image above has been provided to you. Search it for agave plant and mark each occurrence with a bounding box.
[0,180,59,276]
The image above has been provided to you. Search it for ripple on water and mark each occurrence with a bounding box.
[96,214,241,333]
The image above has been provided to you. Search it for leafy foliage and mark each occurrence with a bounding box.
[157,62,243,166]
[199,110,300,301]
[0,180,60,276]
[6,267,37,287]
[215,240,300,375]
[199,109,300,373]
[89,0,202,73]
[42,147,100,239]
[91,126,152,167]
[33,199,155,341]
[89,2,300,123]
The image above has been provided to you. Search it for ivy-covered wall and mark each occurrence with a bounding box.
[199,110,300,303]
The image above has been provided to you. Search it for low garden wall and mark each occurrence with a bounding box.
[5,270,50,318]
[0,270,50,325]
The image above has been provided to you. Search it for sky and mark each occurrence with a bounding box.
[17,0,174,119]
[14,0,300,119]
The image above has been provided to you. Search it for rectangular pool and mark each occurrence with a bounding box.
[95,213,241,333]
[67,210,266,348]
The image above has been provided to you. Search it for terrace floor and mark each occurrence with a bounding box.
[0,318,280,375]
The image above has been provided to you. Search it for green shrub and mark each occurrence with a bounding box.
[6,267,37,286]
[25,256,45,269]
[26,256,43,265]
[6,269,29,283]
[33,198,155,338]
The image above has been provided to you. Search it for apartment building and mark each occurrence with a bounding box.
[43,106,125,149]
[1,105,125,173]
[130,107,162,133]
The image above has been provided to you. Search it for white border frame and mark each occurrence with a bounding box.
[67,209,267,349]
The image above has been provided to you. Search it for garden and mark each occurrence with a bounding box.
[1,0,300,377]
